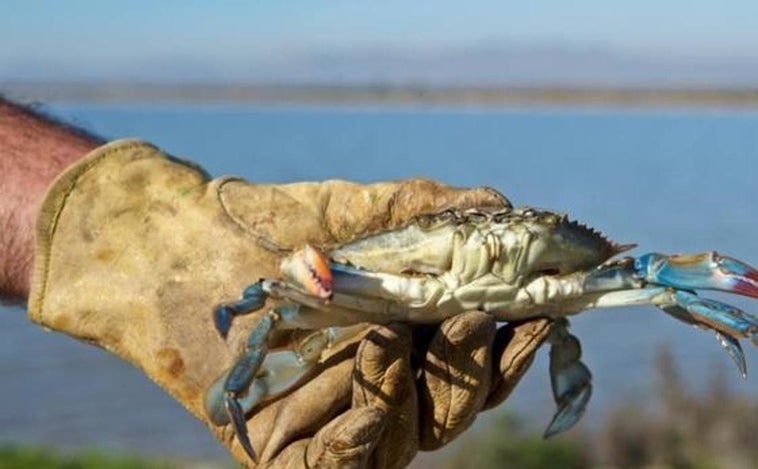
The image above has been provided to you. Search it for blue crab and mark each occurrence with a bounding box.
[204,207,758,462]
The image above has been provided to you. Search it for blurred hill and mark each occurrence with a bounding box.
[4,43,758,88]
[5,43,758,108]
[4,83,758,109]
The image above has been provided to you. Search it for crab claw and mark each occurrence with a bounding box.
[670,290,758,347]
[659,290,758,378]
[715,330,748,379]
[636,252,758,300]
[281,245,333,299]
[660,303,749,378]
[583,253,758,379]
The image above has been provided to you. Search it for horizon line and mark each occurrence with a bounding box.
[5,82,758,110]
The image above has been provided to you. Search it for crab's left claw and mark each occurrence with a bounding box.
[636,252,758,300]
[660,303,749,378]
[632,252,758,376]
[635,251,758,343]
[668,291,758,345]
[544,319,592,438]
[583,252,758,378]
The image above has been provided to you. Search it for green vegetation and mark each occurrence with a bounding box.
[595,349,758,469]
[0,446,214,469]
[447,413,590,469]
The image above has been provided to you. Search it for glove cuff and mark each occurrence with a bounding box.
[30,139,169,325]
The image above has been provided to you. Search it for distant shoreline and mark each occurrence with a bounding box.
[5,83,758,109]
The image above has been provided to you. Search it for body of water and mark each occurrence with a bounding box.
[2,103,758,462]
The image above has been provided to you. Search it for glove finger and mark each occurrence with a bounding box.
[305,406,387,469]
[380,180,511,230]
[233,179,511,249]
[417,311,496,450]
[484,318,553,410]
[353,324,418,469]
[264,406,385,469]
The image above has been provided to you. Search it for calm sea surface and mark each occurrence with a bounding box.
[2,103,758,462]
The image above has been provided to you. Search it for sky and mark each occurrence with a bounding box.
[3,1,758,85]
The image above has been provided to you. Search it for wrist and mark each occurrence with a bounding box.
[0,97,101,301]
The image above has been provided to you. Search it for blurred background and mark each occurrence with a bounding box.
[3,2,758,468]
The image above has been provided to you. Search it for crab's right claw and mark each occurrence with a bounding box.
[544,319,593,438]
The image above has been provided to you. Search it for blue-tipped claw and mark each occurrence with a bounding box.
[635,252,758,375]
[636,252,758,300]
[672,290,758,345]
[660,303,749,378]
[714,331,747,379]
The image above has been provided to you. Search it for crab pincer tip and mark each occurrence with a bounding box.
[298,245,334,299]
[718,255,758,299]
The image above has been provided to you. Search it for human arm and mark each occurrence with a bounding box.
[0,96,101,300]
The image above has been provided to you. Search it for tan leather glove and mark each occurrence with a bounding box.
[28,140,551,468]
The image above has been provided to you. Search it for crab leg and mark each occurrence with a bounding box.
[544,318,592,438]
[216,309,280,461]
[207,299,366,462]
[214,283,269,338]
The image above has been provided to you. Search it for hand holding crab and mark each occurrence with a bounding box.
[212,207,758,463]
[29,140,552,468]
